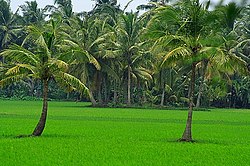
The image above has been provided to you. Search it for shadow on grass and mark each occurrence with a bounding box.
[41,134,85,139]
[0,133,84,139]
[0,134,31,139]
[157,138,241,146]
[59,105,92,108]
[158,138,196,144]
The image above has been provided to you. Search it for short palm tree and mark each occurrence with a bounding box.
[0,20,89,136]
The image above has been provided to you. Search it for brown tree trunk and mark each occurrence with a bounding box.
[97,73,103,104]
[98,85,103,104]
[160,88,165,107]
[196,86,202,108]
[180,63,196,142]
[127,66,131,106]
[143,90,147,104]
[32,79,49,136]
[103,77,108,103]
[196,60,208,108]
[113,81,118,104]
[89,90,97,107]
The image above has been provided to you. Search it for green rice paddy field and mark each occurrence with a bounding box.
[1,100,250,165]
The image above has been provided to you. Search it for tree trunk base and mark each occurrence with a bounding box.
[15,134,33,138]
[178,138,195,142]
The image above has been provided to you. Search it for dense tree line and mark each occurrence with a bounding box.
[0,0,249,109]
[0,0,249,140]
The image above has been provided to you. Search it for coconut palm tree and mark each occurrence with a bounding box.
[54,0,73,18]
[92,0,120,12]
[44,0,74,24]
[113,12,150,106]
[60,14,122,106]
[0,0,22,53]
[0,19,89,136]
[234,4,250,65]
[20,1,45,25]
[137,0,171,11]
[217,2,243,33]
[146,0,247,141]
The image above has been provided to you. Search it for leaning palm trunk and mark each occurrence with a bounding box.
[32,79,49,136]
[180,63,196,142]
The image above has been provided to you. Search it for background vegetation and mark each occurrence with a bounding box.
[0,0,249,109]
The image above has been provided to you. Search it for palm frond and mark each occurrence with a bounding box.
[56,72,89,96]
[50,59,68,72]
[101,63,119,81]
[5,64,35,75]
[102,50,120,59]
[61,39,79,48]
[0,74,28,88]
[0,44,39,65]
[72,50,101,70]
[89,32,114,49]
[161,46,192,67]
[133,67,153,81]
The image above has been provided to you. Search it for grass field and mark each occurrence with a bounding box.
[1,100,250,165]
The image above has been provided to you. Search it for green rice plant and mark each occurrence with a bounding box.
[1,100,250,165]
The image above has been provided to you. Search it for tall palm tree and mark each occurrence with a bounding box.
[44,0,74,23]
[92,0,120,11]
[146,0,247,141]
[60,15,118,106]
[137,0,171,11]
[90,0,122,28]
[0,0,22,52]
[112,12,149,106]
[0,19,89,136]
[217,2,243,33]
[20,1,45,25]
[234,8,250,70]
[54,0,73,18]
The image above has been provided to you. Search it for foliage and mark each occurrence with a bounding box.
[0,0,249,109]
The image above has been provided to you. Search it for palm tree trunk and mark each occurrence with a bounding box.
[196,85,202,108]
[143,89,147,104]
[113,81,118,104]
[103,77,108,103]
[89,90,97,106]
[160,88,165,107]
[196,60,208,108]
[98,85,103,104]
[97,72,103,104]
[127,66,131,106]
[180,63,196,142]
[32,79,49,136]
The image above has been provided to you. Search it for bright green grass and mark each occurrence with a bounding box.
[1,100,250,165]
